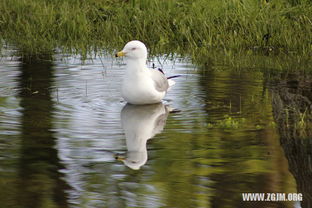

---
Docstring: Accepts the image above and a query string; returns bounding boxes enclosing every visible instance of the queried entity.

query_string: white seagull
[115,40,179,105]
[117,103,170,170]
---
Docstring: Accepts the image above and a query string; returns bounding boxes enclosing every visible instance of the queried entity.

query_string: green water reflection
[0,53,309,208]
[0,57,69,208]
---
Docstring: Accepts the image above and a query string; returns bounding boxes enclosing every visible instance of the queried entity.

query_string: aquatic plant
[0,0,311,57]
[206,115,246,129]
[272,74,312,139]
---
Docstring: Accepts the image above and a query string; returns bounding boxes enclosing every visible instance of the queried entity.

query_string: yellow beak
[115,155,125,161]
[115,51,125,57]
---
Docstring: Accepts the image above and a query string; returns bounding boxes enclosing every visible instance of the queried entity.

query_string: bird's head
[115,151,147,170]
[115,40,148,60]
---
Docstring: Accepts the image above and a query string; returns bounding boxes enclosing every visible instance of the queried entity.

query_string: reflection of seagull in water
[115,40,180,105]
[116,103,170,170]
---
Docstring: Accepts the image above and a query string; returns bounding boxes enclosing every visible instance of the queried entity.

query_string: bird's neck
[126,58,147,73]
[126,136,148,152]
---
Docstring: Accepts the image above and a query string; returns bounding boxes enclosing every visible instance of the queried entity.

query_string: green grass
[206,115,246,129]
[0,0,312,58]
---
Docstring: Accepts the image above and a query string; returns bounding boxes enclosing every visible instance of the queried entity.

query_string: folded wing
[150,69,169,92]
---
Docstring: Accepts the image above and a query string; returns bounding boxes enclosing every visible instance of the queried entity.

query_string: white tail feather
[167,79,176,91]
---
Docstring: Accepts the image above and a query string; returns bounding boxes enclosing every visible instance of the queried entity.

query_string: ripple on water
[0,51,301,208]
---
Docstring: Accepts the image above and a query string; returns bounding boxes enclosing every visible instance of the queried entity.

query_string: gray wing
[150,69,169,92]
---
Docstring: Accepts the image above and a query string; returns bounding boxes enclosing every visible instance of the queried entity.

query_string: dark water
[0,50,310,208]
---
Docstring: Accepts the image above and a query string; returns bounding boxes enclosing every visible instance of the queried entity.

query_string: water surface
[0,50,308,208]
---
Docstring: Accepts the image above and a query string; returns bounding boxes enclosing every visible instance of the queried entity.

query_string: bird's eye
[131,47,136,51]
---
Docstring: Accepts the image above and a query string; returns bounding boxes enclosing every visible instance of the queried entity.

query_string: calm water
[0,49,309,208]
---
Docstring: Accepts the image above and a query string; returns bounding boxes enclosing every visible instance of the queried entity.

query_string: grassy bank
[0,0,311,57]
